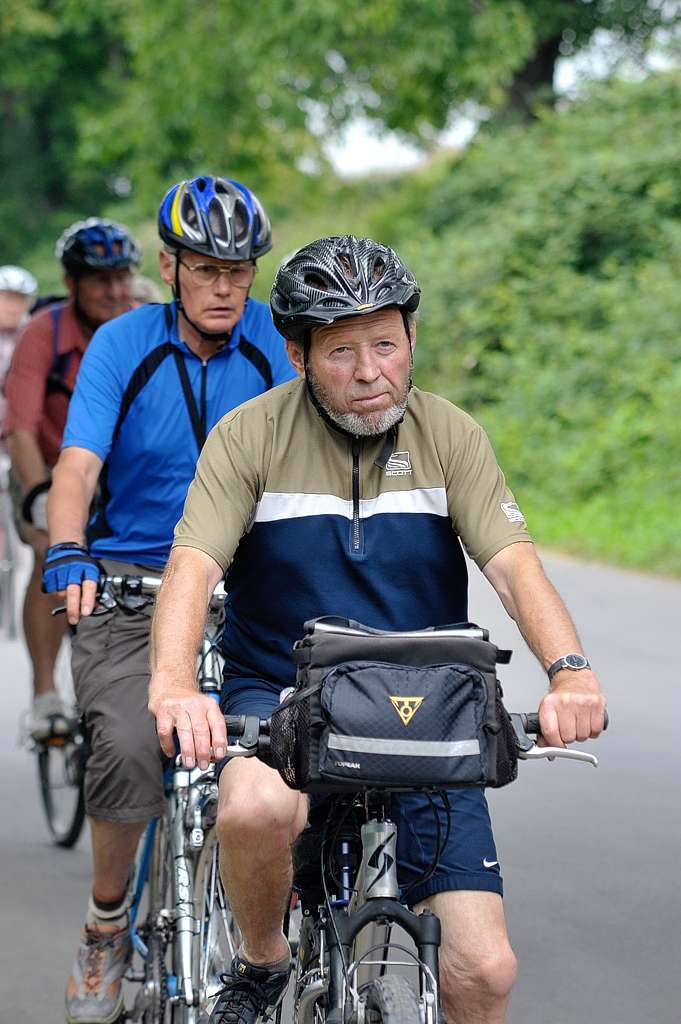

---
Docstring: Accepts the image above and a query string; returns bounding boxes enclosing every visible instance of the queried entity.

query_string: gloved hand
[42,543,101,593]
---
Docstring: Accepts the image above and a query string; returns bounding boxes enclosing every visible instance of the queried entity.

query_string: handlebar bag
[269,617,518,793]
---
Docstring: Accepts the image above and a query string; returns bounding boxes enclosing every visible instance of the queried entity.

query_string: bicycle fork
[327,821,441,1024]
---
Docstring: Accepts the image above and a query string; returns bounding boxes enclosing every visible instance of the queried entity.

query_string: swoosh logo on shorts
[483,858,498,868]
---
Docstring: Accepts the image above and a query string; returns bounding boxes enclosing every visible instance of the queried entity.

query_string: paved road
[0,551,679,1023]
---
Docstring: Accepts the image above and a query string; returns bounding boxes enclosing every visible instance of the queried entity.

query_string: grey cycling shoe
[65,922,131,1023]
[208,953,290,1024]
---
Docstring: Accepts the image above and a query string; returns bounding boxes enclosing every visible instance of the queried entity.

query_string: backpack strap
[45,303,74,399]
[238,336,273,390]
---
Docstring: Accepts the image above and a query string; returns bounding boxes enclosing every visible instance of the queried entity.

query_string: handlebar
[99,573,226,612]
[53,573,227,616]
[217,709,608,768]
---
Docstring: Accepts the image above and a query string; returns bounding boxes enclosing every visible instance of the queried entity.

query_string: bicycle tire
[364,975,422,1024]
[37,731,86,847]
[191,827,242,1021]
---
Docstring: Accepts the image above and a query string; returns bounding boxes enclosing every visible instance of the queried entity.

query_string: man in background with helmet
[0,264,38,422]
[2,223,139,738]
[43,175,294,1024]
[149,235,606,1024]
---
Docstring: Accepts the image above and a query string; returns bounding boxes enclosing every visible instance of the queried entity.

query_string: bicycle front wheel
[364,975,422,1024]
[37,730,86,847]
[192,827,241,1019]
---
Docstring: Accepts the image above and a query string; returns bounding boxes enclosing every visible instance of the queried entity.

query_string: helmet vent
[208,200,228,241]
[304,272,331,291]
[196,177,207,192]
[337,253,356,279]
[370,256,386,283]
[233,201,249,246]
[181,195,200,231]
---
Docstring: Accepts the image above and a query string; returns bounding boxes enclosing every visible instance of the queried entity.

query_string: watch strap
[547,654,590,682]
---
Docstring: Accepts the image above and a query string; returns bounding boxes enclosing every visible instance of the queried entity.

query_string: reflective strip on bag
[326,734,480,758]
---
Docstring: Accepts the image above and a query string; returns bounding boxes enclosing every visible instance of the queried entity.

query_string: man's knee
[217,763,305,846]
[441,941,517,1003]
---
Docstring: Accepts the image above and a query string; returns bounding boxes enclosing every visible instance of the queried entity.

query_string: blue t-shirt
[62,300,296,566]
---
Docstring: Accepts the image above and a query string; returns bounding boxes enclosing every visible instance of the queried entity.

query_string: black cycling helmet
[56,218,141,275]
[270,235,420,342]
[158,175,272,261]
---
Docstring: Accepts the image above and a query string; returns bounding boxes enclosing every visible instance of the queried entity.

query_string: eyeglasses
[177,258,256,289]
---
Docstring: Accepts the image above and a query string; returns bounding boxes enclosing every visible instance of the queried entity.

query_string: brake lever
[518,745,599,767]
[510,712,599,767]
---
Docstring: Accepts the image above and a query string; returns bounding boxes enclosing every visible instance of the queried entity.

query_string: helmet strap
[172,256,232,345]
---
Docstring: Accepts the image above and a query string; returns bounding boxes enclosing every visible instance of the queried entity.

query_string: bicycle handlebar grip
[522,709,609,736]
[224,715,246,737]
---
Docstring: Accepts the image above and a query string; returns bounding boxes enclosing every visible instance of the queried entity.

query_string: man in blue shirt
[42,175,295,1024]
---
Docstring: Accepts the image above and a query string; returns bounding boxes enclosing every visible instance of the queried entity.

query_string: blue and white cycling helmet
[158,175,272,261]
[56,218,142,275]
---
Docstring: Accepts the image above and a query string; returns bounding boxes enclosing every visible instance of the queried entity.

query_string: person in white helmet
[0,266,38,425]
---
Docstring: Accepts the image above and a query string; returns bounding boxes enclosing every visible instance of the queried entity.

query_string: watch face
[564,654,588,669]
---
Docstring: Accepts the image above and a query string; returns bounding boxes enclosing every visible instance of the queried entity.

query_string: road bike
[214,686,604,1023]
[103,574,232,1024]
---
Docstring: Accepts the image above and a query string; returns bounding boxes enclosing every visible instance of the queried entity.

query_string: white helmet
[0,265,38,296]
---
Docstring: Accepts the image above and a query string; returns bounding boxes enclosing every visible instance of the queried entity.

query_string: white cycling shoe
[28,691,72,741]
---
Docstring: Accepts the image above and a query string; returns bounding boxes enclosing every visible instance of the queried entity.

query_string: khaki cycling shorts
[70,559,166,822]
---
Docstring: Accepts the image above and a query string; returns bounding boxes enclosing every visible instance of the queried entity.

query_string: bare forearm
[484,543,606,746]
[6,430,48,491]
[48,457,99,545]
[149,548,220,704]
[485,545,583,669]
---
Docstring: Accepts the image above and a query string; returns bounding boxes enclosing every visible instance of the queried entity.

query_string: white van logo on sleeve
[386,451,412,477]
[501,501,525,524]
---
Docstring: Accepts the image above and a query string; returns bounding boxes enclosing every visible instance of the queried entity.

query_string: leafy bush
[378,73,681,573]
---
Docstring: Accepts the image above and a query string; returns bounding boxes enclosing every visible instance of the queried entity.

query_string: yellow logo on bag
[389,696,424,726]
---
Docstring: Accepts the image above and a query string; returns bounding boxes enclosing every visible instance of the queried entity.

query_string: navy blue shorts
[220,676,503,906]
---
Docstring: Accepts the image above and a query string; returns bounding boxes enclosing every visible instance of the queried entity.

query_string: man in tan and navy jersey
[148,236,607,1024]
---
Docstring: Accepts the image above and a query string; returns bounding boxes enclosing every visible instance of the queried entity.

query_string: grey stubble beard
[306,365,410,436]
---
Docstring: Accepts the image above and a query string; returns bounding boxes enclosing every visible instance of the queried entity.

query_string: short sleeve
[446,420,532,569]
[173,410,267,570]
[61,324,126,459]
[2,317,53,435]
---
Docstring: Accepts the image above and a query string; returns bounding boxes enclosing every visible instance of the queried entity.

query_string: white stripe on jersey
[254,487,448,523]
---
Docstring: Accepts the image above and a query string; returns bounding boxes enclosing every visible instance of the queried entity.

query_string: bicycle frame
[110,573,226,1023]
[292,794,442,1024]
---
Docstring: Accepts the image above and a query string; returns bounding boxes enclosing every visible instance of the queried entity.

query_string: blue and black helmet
[56,218,142,275]
[158,175,272,261]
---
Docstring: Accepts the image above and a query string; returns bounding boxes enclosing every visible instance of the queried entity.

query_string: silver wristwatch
[547,653,590,682]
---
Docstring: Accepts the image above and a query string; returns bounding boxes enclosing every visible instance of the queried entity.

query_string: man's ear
[64,272,76,298]
[285,339,305,377]
[158,249,175,288]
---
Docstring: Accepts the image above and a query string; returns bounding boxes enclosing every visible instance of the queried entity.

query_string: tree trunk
[503,34,563,120]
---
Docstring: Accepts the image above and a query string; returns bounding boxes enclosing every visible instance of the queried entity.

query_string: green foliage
[377,72,681,573]
[3,0,678,263]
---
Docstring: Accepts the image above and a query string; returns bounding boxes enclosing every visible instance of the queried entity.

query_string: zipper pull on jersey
[351,437,361,553]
